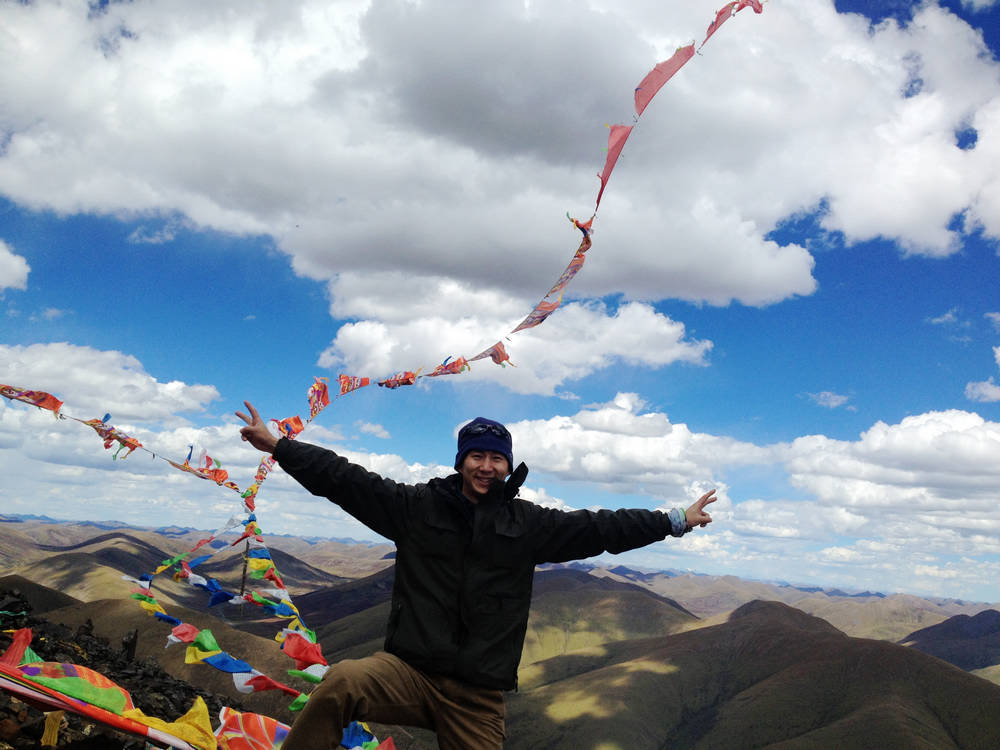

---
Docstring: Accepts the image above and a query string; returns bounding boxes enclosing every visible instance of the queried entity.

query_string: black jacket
[274,437,673,690]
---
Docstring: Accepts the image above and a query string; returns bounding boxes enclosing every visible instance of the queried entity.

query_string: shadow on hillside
[502,600,1000,750]
[507,637,722,750]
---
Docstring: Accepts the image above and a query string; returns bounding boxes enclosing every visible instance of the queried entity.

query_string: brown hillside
[267,538,395,579]
[506,600,1000,750]
[972,663,1000,686]
[523,568,697,666]
[295,565,396,623]
[626,571,818,617]
[614,569,989,641]
[0,574,81,613]
[13,552,161,604]
[31,531,177,575]
[315,600,393,664]
[0,523,42,569]
[793,592,957,641]
[899,609,1000,671]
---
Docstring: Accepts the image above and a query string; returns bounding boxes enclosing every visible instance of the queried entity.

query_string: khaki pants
[283,651,506,750]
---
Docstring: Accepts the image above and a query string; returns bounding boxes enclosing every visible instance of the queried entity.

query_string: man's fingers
[237,401,263,426]
[244,401,262,422]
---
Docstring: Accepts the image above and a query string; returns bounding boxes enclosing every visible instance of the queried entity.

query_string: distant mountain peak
[729,599,845,635]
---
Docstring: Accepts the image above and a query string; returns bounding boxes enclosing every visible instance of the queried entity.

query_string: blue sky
[2,0,1000,602]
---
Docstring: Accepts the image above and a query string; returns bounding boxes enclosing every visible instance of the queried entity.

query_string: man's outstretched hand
[685,489,717,530]
[236,401,279,455]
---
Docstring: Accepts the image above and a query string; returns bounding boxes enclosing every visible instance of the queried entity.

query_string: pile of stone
[0,588,241,749]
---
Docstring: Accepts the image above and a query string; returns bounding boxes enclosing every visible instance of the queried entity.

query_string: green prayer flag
[287,669,323,684]
[193,629,220,652]
[19,646,41,665]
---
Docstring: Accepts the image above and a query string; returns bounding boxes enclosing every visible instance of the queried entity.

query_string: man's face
[459,450,510,502]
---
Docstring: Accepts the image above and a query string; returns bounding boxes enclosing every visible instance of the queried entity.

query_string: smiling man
[454,417,515,501]
[236,403,715,750]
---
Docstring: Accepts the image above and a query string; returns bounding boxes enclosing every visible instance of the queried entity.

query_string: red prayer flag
[378,371,419,389]
[282,633,328,670]
[307,376,330,419]
[511,295,563,334]
[634,44,695,116]
[703,1,761,47]
[469,341,513,367]
[1,384,63,416]
[595,125,633,211]
[274,415,305,438]
[427,357,469,377]
[246,674,301,696]
[170,623,200,643]
[338,374,371,395]
[0,628,32,666]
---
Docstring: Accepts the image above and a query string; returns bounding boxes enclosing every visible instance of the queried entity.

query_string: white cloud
[519,486,574,512]
[780,410,1000,557]
[928,308,960,325]
[319,292,713,396]
[511,393,769,497]
[965,346,1000,402]
[0,343,219,421]
[914,564,961,579]
[961,0,998,11]
[0,239,30,291]
[128,217,188,244]
[357,421,391,439]
[2,0,996,336]
[806,391,849,409]
[819,546,864,563]
[985,311,1000,331]
[32,308,71,322]
[966,377,1000,402]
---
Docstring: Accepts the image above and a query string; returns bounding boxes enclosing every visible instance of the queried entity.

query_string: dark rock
[0,589,241,749]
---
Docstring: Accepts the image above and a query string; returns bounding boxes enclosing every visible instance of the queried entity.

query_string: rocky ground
[0,588,432,750]
[0,587,241,749]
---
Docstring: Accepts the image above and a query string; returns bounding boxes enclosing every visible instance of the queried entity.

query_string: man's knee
[311,658,373,715]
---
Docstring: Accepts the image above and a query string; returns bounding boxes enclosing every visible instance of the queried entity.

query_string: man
[236,402,715,750]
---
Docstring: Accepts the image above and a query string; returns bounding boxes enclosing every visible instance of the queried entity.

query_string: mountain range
[1,517,998,749]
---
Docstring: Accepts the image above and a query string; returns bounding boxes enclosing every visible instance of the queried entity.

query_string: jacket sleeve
[529,505,673,564]
[273,437,410,542]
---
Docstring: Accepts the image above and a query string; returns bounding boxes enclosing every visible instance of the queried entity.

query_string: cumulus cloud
[966,377,1000,402]
[319,286,713,396]
[780,410,1000,552]
[519,486,575,512]
[965,345,1000,402]
[0,239,30,291]
[511,392,770,497]
[2,0,996,334]
[0,343,219,421]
